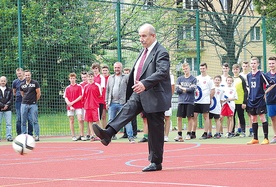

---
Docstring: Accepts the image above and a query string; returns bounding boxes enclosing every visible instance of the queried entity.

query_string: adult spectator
[20,70,41,141]
[105,62,135,143]
[12,68,32,136]
[0,76,13,141]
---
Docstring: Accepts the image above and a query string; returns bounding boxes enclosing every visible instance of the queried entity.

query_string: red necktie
[136,48,148,81]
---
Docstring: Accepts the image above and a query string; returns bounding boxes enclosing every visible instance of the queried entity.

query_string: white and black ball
[12,134,35,155]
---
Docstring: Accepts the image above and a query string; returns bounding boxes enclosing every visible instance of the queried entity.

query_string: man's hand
[132,81,146,94]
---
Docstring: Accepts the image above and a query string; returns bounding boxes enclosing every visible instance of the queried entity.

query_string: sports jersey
[175,75,197,104]
[94,74,105,104]
[222,86,238,113]
[82,82,101,110]
[247,71,270,108]
[210,86,224,115]
[195,75,214,104]
[20,79,40,105]
[265,71,276,105]
[233,75,248,104]
[64,84,83,110]
[79,81,88,90]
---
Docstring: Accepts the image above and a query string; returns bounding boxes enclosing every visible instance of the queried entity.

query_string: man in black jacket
[0,76,13,141]
[93,23,171,172]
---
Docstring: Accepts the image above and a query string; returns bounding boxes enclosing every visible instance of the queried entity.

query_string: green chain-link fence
[0,0,274,137]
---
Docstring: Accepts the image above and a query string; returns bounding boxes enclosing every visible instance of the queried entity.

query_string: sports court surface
[0,135,275,187]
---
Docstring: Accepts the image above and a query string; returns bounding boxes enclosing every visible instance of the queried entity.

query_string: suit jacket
[126,42,171,113]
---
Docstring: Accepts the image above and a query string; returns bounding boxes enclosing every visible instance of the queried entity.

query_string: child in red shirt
[83,71,102,141]
[64,73,84,141]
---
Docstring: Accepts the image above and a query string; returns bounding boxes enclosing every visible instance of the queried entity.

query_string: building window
[177,0,198,9]
[250,26,261,41]
[185,58,198,73]
[220,0,228,10]
[183,25,196,40]
[184,0,198,10]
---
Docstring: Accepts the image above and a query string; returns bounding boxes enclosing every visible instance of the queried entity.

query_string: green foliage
[254,0,276,52]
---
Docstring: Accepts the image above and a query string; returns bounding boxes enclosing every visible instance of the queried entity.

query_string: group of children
[64,63,109,141]
[175,56,276,145]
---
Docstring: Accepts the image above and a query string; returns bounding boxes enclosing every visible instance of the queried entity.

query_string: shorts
[82,108,86,120]
[194,103,210,114]
[248,105,267,116]
[67,108,83,117]
[177,104,194,118]
[267,104,276,117]
[85,108,99,122]
[209,113,220,119]
[165,108,172,116]
[221,103,234,117]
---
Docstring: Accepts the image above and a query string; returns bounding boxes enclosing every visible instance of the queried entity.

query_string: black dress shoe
[138,137,148,143]
[142,163,162,172]
[92,124,111,146]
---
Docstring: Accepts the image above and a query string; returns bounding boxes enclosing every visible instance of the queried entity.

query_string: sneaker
[247,139,259,145]
[86,135,91,140]
[139,137,148,143]
[129,137,135,143]
[239,132,246,138]
[185,134,191,140]
[234,131,241,137]
[213,133,221,139]
[7,137,13,142]
[261,138,269,145]
[190,134,196,139]
[81,136,87,141]
[270,137,276,144]
[164,136,169,142]
[174,135,184,142]
[72,136,77,141]
[35,136,40,142]
[207,133,212,139]
[200,133,207,140]
[225,132,233,138]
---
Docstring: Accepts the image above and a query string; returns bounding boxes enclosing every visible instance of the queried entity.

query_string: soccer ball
[12,134,35,155]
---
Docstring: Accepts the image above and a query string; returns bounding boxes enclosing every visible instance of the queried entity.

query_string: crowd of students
[174,57,276,145]
[63,56,276,145]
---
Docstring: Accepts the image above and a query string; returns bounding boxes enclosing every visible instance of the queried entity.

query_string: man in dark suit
[93,23,171,172]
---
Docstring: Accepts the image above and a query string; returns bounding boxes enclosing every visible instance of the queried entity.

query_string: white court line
[0,176,228,187]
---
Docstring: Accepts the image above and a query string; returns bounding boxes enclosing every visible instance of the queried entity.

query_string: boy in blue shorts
[265,57,276,143]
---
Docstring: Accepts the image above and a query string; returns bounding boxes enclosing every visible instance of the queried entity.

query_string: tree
[0,0,187,112]
[254,0,276,51]
[180,0,262,67]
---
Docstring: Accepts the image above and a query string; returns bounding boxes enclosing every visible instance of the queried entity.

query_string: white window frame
[183,25,196,40]
[183,0,198,10]
[250,26,261,41]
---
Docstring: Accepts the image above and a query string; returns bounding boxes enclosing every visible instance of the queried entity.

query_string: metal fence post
[17,0,23,68]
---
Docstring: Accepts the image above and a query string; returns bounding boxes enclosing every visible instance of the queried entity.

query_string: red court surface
[0,141,275,187]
